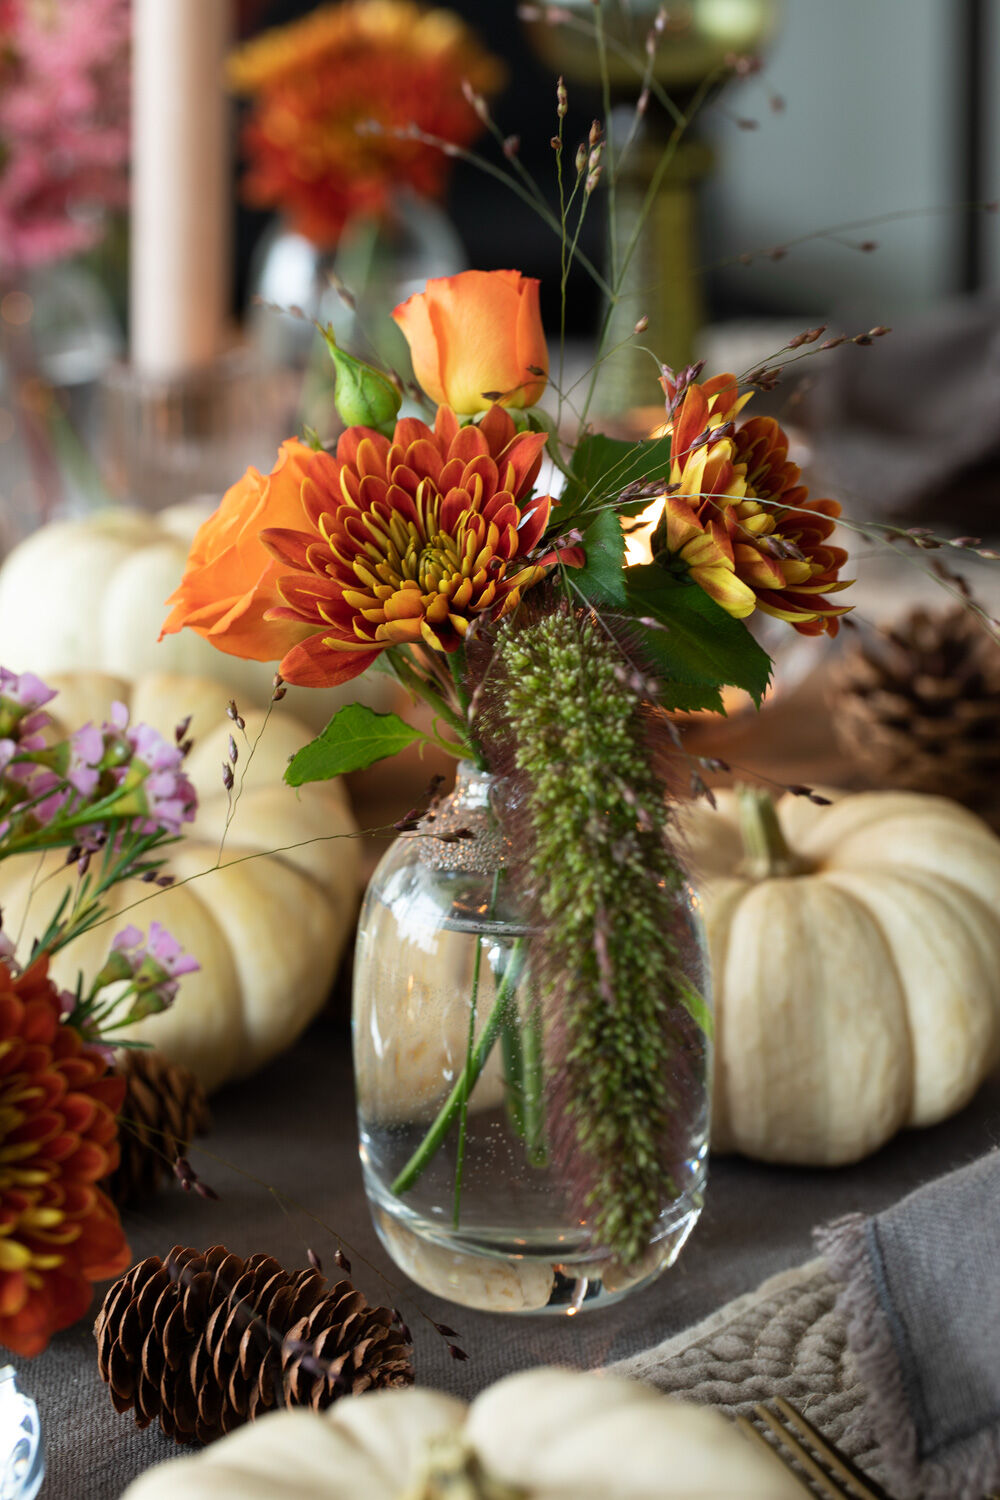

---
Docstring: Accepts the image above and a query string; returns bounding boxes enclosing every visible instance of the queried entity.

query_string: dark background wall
[235,1,998,330]
[234,0,606,334]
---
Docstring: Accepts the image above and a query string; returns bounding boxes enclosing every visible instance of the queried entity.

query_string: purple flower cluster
[111,921,201,1010]
[103,702,198,837]
[0,667,63,831]
[0,669,198,843]
[0,671,203,1046]
[0,666,56,753]
[59,919,200,1054]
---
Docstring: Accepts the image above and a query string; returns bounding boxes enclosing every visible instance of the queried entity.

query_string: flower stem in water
[521,1000,548,1168]
[500,1000,526,1138]
[390,938,528,1199]
[451,884,492,1228]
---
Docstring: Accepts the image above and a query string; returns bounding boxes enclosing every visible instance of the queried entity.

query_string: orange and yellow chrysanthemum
[260,405,560,687]
[0,957,128,1357]
[656,373,852,636]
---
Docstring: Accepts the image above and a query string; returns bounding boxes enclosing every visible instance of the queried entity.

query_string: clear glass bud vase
[247,190,465,438]
[353,763,711,1315]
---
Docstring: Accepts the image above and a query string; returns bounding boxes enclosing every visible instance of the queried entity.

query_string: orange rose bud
[160,439,315,663]
[392,269,548,413]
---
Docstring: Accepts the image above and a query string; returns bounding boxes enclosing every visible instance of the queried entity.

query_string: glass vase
[0,257,123,548]
[353,762,711,1316]
[247,191,465,439]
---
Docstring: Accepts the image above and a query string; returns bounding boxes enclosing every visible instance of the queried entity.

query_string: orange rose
[392,269,548,413]
[160,439,315,662]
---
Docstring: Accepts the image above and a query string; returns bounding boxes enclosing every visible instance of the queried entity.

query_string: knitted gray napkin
[816,1149,1000,1500]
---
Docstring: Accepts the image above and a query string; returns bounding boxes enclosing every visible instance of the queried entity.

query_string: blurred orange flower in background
[393,269,549,413]
[0,957,128,1357]
[658,374,853,636]
[229,0,504,248]
[160,438,315,662]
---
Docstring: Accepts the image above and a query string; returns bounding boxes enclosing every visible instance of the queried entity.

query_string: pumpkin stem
[401,1437,528,1500]
[736,785,812,879]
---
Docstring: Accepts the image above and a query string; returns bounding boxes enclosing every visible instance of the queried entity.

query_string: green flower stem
[391,938,528,1199]
[593,3,617,292]
[520,1001,548,1169]
[447,649,488,772]
[387,653,474,756]
[451,871,498,1228]
[500,1003,526,1139]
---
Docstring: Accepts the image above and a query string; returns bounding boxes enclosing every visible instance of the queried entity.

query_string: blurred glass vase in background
[248,191,465,438]
[0,258,122,549]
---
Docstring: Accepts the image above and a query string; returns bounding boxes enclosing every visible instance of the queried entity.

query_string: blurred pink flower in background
[0,0,131,270]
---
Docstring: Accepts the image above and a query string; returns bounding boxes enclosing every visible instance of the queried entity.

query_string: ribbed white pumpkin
[0,504,395,728]
[0,671,360,1092]
[679,786,1000,1165]
[121,1368,802,1500]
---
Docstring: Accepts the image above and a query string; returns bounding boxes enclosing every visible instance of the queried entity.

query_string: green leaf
[679,981,714,1041]
[574,508,627,608]
[648,675,724,714]
[556,432,673,527]
[285,705,425,785]
[626,567,773,707]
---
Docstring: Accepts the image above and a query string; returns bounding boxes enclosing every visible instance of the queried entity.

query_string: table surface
[32,1013,1000,1500]
[28,646,1000,1499]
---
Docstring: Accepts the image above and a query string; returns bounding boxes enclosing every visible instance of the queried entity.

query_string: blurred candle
[131,0,231,378]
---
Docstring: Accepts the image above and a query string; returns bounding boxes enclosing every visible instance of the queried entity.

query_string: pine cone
[107,1050,210,1206]
[830,603,1000,818]
[94,1245,414,1445]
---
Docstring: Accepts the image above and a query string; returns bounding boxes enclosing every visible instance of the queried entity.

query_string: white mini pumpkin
[679,786,1000,1165]
[0,671,360,1091]
[121,1367,802,1500]
[0,505,395,728]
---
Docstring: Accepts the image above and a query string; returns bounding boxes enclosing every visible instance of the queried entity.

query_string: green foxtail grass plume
[491,609,707,1267]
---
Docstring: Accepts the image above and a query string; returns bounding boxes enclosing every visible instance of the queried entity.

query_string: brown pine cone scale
[94,1244,413,1445]
[108,1050,210,1206]
[830,603,1000,819]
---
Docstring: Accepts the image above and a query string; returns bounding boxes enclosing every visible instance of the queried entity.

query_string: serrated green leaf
[556,432,673,527]
[626,566,773,706]
[648,672,724,714]
[285,705,425,785]
[574,508,627,608]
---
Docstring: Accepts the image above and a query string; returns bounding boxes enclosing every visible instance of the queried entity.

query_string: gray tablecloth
[28,1013,1000,1500]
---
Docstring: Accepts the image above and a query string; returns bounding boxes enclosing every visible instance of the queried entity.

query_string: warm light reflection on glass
[568,1278,589,1315]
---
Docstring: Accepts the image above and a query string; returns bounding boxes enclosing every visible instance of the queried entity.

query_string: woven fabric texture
[818,1150,1000,1500]
[610,1260,887,1483]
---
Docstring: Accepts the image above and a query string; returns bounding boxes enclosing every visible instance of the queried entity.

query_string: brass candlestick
[524,0,779,415]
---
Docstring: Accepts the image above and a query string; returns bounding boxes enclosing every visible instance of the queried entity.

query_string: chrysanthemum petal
[659,375,852,633]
